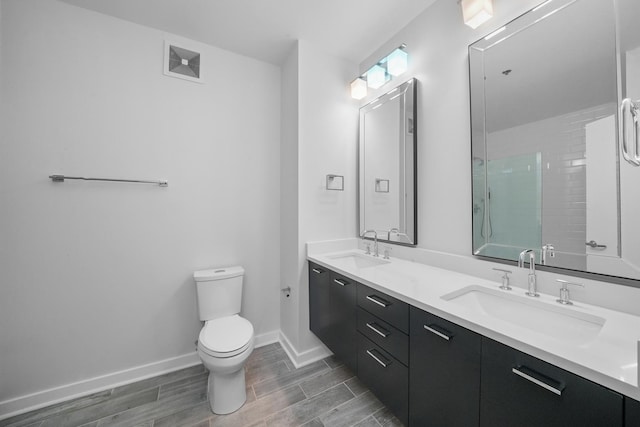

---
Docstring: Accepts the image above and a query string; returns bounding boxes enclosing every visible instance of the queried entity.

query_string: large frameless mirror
[359,78,417,246]
[470,0,640,284]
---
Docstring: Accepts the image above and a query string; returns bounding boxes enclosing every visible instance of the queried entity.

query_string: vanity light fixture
[350,44,408,99]
[461,0,493,29]
[366,65,388,89]
[386,48,408,76]
[350,77,367,100]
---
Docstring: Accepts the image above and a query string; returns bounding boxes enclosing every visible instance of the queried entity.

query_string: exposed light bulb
[461,0,493,29]
[366,65,387,89]
[350,77,367,100]
[386,49,408,77]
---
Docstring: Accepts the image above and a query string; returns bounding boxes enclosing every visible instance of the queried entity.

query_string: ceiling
[59,0,438,65]
[479,0,617,132]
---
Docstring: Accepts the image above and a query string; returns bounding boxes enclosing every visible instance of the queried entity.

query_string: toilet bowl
[197,314,255,414]
[193,266,255,415]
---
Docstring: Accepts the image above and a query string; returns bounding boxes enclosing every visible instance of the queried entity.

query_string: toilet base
[207,366,247,414]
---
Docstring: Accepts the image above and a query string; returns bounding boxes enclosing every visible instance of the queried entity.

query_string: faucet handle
[556,279,584,305]
[364,242,371,255]
[493,268,512,290]
[383,247,392,260]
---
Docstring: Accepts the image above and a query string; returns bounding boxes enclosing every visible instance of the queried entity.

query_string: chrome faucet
[518,249,539,297]
[361,230,379,257]
[387,228,399,241]
[541,244,555,265]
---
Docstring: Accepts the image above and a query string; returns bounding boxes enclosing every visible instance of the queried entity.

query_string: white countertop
[307,245,640,400]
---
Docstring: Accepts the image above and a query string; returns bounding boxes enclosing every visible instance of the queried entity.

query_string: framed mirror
[470,0,640,284]
[359,78,417,246]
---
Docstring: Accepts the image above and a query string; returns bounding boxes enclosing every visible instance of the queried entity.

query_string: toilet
[194,266,255,415]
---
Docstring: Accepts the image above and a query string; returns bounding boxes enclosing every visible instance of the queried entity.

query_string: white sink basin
[441,285,606,344]
[327,252,390,269]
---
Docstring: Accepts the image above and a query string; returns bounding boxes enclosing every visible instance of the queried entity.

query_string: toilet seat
[198,314,254,358]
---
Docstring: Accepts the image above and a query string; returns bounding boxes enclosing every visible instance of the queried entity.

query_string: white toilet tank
[194,266,244,321]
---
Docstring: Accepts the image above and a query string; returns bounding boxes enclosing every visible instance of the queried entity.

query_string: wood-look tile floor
[0,343,404,427]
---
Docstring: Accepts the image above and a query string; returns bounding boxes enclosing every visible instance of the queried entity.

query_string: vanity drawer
[357,307,408,366]
[357,333,408,426]
[357,284,409,334]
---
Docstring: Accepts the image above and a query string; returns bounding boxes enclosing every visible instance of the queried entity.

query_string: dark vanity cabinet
[308,262,357,372]
[309,263,331,344]
[480,338,623,427]
[409,307,481,427]
[356,284,409,425]
[308,262,634,427]
[626,397,640,426]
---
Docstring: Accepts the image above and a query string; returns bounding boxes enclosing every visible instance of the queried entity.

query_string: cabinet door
[626,397,640,426]
[329,271,357,372]
[409,307,481,427]
[308,262,332,345]
[481,338,623,427]
[357,333,408,426]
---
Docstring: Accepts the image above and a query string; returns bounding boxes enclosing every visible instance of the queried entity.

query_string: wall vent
[164,40,203,83]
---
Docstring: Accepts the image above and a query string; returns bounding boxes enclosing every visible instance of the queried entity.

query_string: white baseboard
[278,331,332,369]
[254,330,280,348]
[0,330,280,421]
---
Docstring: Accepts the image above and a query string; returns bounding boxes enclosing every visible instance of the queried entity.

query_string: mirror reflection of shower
[472,156,493,240]
[473,153,542,260]
[480,187,492,239]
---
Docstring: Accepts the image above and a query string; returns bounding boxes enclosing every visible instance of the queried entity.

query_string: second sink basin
[441,285,606,345]
[327,252,390,269]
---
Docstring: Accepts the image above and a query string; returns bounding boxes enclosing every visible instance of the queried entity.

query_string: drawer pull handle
[366,295,391,307]
[512,366,564,396]
[333,279,348,286]
[366,322,390,338]
[312,268,323,274]
[366,349,392,368]
[423,324,453,341]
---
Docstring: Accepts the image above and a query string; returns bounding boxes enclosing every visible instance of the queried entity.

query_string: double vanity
[307,243,640,426]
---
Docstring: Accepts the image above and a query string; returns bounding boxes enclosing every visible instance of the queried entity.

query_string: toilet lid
[199,315,254,357]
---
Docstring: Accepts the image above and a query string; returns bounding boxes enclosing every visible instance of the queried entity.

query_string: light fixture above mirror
[350,44,408,99]
[461,0,493,29]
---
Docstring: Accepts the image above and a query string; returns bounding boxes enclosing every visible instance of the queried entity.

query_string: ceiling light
[461,0,493,29]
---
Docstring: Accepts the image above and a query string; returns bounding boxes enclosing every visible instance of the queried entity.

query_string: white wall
[279,43,300,354]
[279,40,358,360]
[297,40,359,352]
[0,0,281,411]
